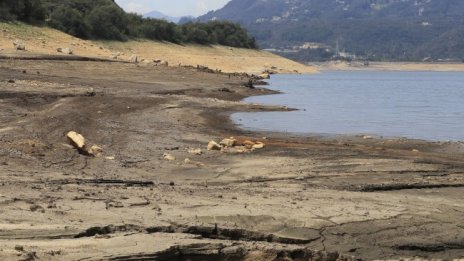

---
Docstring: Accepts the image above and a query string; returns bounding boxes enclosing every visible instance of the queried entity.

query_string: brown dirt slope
[0,22,316,74]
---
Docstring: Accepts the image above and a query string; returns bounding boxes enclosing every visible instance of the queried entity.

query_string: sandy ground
[0,22,315,74]
[310,61,464,72]
[0,58,463,261]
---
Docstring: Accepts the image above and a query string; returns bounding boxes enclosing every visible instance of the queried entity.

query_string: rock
[363,135,373,140]
[14,245,24,251]
[259,73,270,79]
[184,158,205,167]
[220,137,237,147]
[105,156,115,160]
[57,47,73,54]
[243,140,255,150]
[207,141,221,151]
[129,54,139,63]
[88,145,103,157]
[163,153,176,161]
[30,204,44,212]
[13,41,26,51]
[110,52,121,59]
[252,142,265,149]
[412,149,420,153]
[66,131,86,150]
[188,148,202,155]
[221,246,247,255]
[66,131,102,157]
[19,251,38,261]
[159,61,169,66]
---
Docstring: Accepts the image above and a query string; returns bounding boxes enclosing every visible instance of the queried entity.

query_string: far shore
[309,61,464,72]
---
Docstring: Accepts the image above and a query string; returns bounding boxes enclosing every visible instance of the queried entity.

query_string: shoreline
[310,61,464,72]
[1,59,464,260]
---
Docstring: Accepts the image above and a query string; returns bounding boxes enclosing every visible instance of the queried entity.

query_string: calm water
[231,71,464,141]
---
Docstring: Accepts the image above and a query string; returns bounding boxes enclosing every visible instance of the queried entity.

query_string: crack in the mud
[349,183,464,192]
[74,224,319,244]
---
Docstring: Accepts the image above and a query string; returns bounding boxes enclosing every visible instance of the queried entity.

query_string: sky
[115,0,230,17]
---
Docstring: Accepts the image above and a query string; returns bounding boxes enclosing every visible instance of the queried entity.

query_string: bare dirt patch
[0,60,463,260]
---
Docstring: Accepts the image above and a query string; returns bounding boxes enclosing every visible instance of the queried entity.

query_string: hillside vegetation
[0,0,257,48]
[198,0,464,61]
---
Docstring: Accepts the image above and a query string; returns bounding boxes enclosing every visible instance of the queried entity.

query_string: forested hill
[198,0,464,61]
[0,0,257,48]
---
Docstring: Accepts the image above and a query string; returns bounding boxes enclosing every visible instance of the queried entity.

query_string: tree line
[0,0,257,49]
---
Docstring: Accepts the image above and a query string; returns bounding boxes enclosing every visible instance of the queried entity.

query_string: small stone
[163,153,176,161]
[30,204,43,212]
[188,148,202,155]
[14,245,24,251]
[88,145,103,157]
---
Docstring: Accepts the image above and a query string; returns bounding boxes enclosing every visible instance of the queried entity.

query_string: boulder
[57,47,73,55]
[66,131,86,150]
[220,138,237,147]
[13,41,25,51]
[66,131,103,157]
[243,140,255,150]
[62,48,73,55]
[110,52,121,59]
[207,141,221,151]
[252,142,265,149]
[259,73,270,79]
[129,55,139,63]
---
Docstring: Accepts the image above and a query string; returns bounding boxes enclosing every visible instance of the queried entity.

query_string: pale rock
[129,54,139,63]
[252,142,265,149]
[243,140,255,150]
[163,153,176,161]
[88,145,103,157]
[220,137,237,147]
[207,141,221,151]
[57,47,73,54]
[66,131,86,149]
[188,148,202,155]
[13,41,25,51]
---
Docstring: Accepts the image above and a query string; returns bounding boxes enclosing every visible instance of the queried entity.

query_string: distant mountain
[144,10,187,23]
[198,0,464,61]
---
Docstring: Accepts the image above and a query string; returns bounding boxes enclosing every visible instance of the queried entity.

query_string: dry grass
[0,22,316,74]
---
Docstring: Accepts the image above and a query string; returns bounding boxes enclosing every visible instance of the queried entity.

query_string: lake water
[231,71,464,141]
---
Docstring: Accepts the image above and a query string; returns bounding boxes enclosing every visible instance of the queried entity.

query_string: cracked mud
[0,59,463,260]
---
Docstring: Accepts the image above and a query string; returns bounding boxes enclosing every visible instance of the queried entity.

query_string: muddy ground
[0,59,463,261]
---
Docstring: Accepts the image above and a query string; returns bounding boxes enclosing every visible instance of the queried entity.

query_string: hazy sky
[115,0,230,17]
